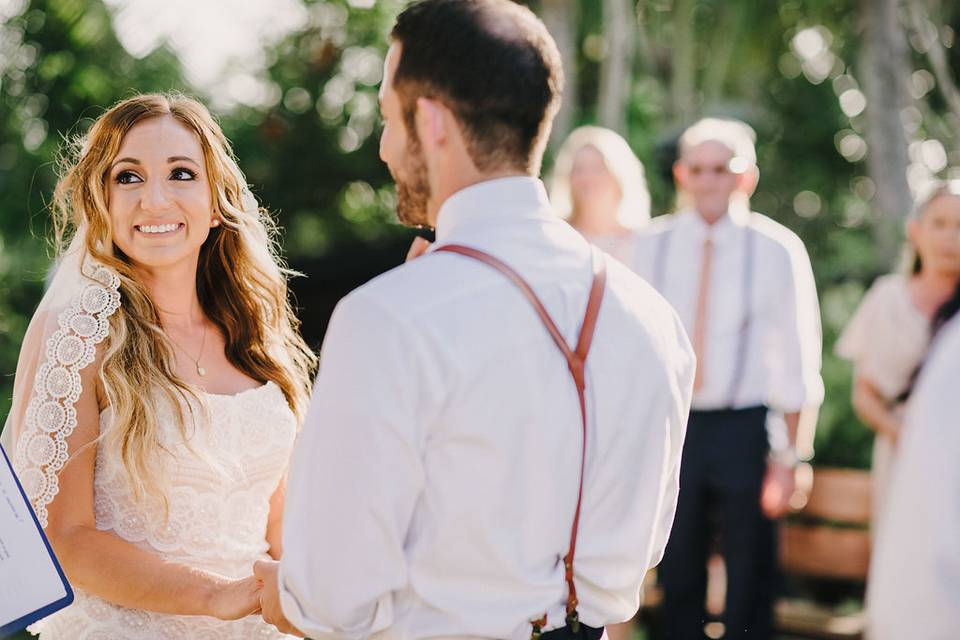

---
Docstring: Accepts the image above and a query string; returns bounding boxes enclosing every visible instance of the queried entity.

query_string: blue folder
[0,443,74,638]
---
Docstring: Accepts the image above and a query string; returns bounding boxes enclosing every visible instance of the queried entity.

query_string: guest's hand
[406,236,432,262]
[208,575,262,621]
[254,559,305,637]
[761,461,797,519]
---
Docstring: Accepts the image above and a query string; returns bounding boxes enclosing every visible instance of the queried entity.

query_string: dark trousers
[657,406,778,640]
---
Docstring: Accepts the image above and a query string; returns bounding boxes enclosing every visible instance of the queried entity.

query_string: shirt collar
[677,205,751,242]
[433,177,553,244]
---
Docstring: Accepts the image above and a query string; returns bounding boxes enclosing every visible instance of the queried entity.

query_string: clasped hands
[209,560,303,636]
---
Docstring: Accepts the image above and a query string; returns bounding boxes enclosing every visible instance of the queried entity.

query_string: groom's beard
[392,139,431,228]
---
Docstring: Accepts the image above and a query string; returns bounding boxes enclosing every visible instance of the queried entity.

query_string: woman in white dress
[836,180,960,526]
[549,125,650,265]
[0,93,316,638]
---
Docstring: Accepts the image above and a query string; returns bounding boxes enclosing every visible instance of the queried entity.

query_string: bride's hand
[208,575,262,621]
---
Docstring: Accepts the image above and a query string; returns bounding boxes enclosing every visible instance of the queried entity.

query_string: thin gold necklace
[168,322,208,377]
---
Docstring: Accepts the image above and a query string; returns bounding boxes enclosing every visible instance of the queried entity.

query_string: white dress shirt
[866,316,960,639]
[632,208,823,413]
[279,177,695,640]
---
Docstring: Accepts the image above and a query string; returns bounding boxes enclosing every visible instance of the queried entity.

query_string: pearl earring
[211,219,220,227]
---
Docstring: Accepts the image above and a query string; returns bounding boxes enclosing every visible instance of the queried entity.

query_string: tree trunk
[907,0,960,147]
[670,0,697,126]
[703,2,747,105]
[598,0,635,134]
[860,0,913,268]
[541,0,579,147]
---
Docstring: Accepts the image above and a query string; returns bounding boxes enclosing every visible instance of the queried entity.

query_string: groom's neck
[427,167,532,228]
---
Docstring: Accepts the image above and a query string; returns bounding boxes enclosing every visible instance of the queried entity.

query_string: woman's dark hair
[390,0,563,174]
[932,279,960,338]
[900,275,960,402]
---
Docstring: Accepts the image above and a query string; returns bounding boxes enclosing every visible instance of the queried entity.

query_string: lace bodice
[32,381,298,639]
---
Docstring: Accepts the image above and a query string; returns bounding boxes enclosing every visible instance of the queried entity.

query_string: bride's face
[107,115,216,270]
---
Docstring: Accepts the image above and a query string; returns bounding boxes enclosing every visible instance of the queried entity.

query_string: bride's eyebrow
[167,155,200,166]
[110,157,140,170]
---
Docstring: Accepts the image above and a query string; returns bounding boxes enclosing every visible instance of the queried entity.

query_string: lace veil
[0,233,120,528]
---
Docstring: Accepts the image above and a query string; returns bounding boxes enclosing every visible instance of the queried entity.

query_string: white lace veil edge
[0,234,121,528]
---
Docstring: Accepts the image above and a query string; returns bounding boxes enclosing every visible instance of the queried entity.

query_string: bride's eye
[115,170,142,185]
[170,167,196,181]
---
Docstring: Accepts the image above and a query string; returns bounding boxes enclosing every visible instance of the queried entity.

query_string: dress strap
[433,244,606,636]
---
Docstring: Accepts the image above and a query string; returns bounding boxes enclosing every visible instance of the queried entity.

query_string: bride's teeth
[139,223,179,234]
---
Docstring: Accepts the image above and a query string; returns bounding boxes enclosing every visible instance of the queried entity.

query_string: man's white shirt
[867,316,960,639]
[632,208,823,413]
[279,177,695,639]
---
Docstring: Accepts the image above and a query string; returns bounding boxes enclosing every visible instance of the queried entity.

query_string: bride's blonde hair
[52,92,317,500]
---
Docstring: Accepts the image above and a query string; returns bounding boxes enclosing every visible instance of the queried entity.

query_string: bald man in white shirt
[867,314,960,639]
[253,2,695,639]
[633,119,824,640]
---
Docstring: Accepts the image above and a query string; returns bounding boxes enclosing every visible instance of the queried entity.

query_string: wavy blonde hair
[52,92,317,501]
[549,125,651,230]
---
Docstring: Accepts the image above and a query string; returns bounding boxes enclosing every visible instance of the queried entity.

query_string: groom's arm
[273,291,435,639]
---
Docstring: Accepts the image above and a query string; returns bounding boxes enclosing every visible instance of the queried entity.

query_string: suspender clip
[530,613,548,640]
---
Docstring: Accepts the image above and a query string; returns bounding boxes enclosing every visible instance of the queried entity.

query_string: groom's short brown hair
[390,0,563,175]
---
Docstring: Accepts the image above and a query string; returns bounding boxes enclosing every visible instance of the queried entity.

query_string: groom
[255,1,694,638]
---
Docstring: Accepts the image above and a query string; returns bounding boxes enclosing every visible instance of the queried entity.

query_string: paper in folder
[0,443,73,637]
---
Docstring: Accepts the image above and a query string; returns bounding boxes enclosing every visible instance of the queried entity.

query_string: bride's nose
[140,178,175,212]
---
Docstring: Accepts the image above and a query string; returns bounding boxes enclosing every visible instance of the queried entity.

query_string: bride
[0,93,316,638]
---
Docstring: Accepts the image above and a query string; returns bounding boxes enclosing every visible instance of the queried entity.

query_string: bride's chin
[125,248,201,273]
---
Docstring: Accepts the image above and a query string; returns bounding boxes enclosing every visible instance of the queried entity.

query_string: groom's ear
[415,97,449,151]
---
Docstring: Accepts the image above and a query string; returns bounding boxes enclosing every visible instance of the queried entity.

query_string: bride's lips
[134,222,185,236]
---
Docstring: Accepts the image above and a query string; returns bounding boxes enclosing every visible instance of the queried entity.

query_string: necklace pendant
[197,365,206,377]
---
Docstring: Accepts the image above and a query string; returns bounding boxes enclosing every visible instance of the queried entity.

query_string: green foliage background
[3,0,959,471]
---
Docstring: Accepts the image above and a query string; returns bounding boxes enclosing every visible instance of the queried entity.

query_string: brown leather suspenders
[433,244,607,638]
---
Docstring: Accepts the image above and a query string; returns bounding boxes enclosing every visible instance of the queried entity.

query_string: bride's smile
[107,115,217,270]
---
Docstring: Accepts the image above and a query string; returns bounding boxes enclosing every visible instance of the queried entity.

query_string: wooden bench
[775,466,871,639]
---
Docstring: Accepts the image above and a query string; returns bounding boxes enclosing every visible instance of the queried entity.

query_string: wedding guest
[836,179,960,527]
[866,286,960,638]
[633,117,824,640]
[549,125,651,264]
[1,93,316,639]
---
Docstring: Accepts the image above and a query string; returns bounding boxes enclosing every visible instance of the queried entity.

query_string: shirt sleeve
[766,236,824,413]
[278,291,431,640]
[835,278,910,400]
[834,281,881,364]
[647,307,696,568]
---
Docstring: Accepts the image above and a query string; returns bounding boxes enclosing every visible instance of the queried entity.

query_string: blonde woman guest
[836,179,960,526]
[549,125,651,264]
[0,93,316,639]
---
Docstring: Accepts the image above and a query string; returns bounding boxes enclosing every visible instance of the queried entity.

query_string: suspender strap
[434,244,607,633]
[725,226,755,405]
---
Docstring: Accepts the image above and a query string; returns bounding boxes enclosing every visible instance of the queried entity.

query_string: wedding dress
[32,382,298,639]
[2,244,298,639]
